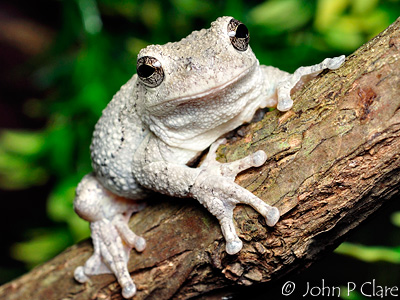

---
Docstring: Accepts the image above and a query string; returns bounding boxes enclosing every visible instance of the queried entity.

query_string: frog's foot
[191,139,279,255]
[74,216,145,298]
[276,55,346,112]
[73,174,146,299]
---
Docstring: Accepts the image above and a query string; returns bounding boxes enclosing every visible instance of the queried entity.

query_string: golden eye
[227,18,250,52]
[136,56,164,87]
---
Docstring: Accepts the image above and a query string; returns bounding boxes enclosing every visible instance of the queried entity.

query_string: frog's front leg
[73,174,146,298]
[137,139,279,256]
[264,55,345,112]
[191,139,279,254]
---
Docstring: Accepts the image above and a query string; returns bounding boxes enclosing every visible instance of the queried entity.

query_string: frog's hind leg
[73,174,146,299]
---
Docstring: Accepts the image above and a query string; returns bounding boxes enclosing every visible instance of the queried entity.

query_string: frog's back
[90,75,148,198]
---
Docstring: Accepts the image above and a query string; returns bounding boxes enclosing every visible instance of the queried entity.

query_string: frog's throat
[148,60,259,108]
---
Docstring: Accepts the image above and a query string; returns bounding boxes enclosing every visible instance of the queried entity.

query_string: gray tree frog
[73,16,345,298]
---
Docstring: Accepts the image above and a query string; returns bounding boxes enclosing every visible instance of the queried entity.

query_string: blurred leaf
[126,37,150,56]
[47,175,90,241]
[0,152,47,189]
[249,0,313,34]
[315,0,349,31]
[351,0,379,15]
[322,16,365,51]
[0,131,48,189]
[46,116,75,176]
[139,0,162,29]
[47,178,78,222]
[0,131,45,156]
[315,0,394,51]
[172,0,213,16]
[77,0,103,34]
[99,0,139,19]
[391,211,400,227]
[69,214,91,242]
[335,242,400,263]
[360,9,391,37]
[11,228,72,268]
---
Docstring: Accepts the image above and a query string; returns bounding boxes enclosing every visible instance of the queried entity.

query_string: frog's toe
[122,282,137,299]
[252,150,268,167]
[218,213,243,255]
[265,206,280,227]
[113,215,147,252]
[327,55,345,70]
[217,150,267,180]
[134,236,146,252]
[277,98,293,112]
[74,266,89,283]
[226,240,243,255]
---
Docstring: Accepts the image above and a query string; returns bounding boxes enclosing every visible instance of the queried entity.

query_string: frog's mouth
[143,60,262,152]
[149,61,259,110]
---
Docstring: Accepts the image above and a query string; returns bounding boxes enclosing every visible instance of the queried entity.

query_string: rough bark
[1,17,400,300]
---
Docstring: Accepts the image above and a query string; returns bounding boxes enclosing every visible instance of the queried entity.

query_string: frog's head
[135,16,258,112]
[134,17,263,150]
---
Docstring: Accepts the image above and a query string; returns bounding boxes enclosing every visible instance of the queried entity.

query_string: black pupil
[236,24,248,39]
[137,64,155,78]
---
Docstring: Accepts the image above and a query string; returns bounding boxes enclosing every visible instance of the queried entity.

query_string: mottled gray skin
[73,16,345,298]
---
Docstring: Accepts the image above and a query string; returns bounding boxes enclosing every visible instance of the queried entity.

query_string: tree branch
[2,17,400,300]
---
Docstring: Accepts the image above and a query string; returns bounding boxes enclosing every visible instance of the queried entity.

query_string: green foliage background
[1,0,400,298]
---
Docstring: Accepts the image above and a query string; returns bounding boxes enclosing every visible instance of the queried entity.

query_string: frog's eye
[137,56,164,87]
[227,18,250,51]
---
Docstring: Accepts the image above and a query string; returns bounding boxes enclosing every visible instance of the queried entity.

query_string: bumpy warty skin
[73,16,345,299]
[136,18,267,152]
[90,75,149,199]
[91,16,269,196]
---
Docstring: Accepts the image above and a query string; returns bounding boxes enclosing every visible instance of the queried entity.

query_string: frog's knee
[74,174,106,222]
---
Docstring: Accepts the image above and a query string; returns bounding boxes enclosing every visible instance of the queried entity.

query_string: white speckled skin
[73,16,345,298]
